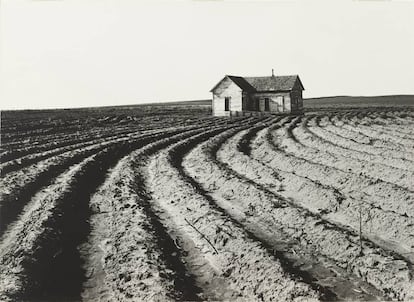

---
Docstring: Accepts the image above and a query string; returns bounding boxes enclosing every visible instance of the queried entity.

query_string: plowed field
[1,105,413,301]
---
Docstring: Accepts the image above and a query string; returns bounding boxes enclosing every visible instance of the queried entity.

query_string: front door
[264,98,270,111]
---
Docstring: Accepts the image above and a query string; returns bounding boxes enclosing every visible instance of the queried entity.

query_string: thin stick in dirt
[184,218,219,254]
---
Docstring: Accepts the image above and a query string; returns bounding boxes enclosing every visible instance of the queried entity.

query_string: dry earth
[0,104,413,301]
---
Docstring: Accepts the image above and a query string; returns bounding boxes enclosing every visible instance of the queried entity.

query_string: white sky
[1,0,413,110]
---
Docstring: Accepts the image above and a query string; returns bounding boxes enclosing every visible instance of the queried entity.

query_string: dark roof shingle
[227,76,256,92]
[210,74,304,93]
[244,75,302,91]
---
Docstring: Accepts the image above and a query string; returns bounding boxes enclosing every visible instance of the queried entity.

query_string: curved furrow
[314,112,405,151]
[0,128,200,237]
[182,124,414,301]
[328,115,414,155]
[355,110,414,127]
[0,153,96,301]
[333,120,414,151]
[81,128,212,302]
[356,110,414,120]
[303,116,414,175]
[237,125,349,214]
[231,127,413,244]
[237,116,285,155]
[255,120,414,231]
[336,110,401,127]
[1,121,134,144]
[0,126,200,301]
[0,129,145,175]
[352,122,414,144]
[0,124,146,163]
[1,115,223,157]
[0,115,219,152]
[0,144,106,237]
[1,126,77,143]
[307,116,414,184]
[146,121,324,301]
[0,122,218,174]
[251,121,414,258]
[377,123,414,137]
[80,116,254,301]
[0,120,108,144]
[286,116,414,192]
[306,121,414,191]
[0,121,147,149]
[342,115,414,148]
[341,112,414,143]
[1,117,131,143]
[323,116,414,159]
[350,113,414,140]
[294,120,413,212]
[0,118,222,168]
[224,126,414,261]
[371,125,414,140]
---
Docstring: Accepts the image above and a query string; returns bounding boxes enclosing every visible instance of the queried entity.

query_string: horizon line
[2,94,414,112]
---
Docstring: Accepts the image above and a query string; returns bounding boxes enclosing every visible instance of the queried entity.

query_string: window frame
[224,97,230,111]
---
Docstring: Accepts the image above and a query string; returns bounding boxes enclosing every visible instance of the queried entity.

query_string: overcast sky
[1,0,413,110]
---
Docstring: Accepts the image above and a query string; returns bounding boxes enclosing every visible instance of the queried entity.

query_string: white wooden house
[210,73,304,116]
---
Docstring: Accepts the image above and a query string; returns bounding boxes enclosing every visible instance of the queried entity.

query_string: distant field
[1,100,212,122]
[304,95,414,110]
[135,95,414,111]
[142,95,414,111]
[164,95,414,111]
[2,96,413,120]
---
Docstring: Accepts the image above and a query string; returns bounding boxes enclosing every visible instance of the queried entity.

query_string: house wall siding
[212,78,243,116]
[242,92,249,111]
[251,92,291,113]
[290,89,303,113]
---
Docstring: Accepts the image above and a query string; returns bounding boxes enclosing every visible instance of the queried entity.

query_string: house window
[264,98,270,111]
[224,97,230,111]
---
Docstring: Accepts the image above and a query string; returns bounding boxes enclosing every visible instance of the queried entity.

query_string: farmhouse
[210,72,304,116]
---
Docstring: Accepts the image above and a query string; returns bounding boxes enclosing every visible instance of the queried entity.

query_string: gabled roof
[209,75,255,93]
[244,75,304,91]
[210,74,304,93]
[227,76,256,93]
